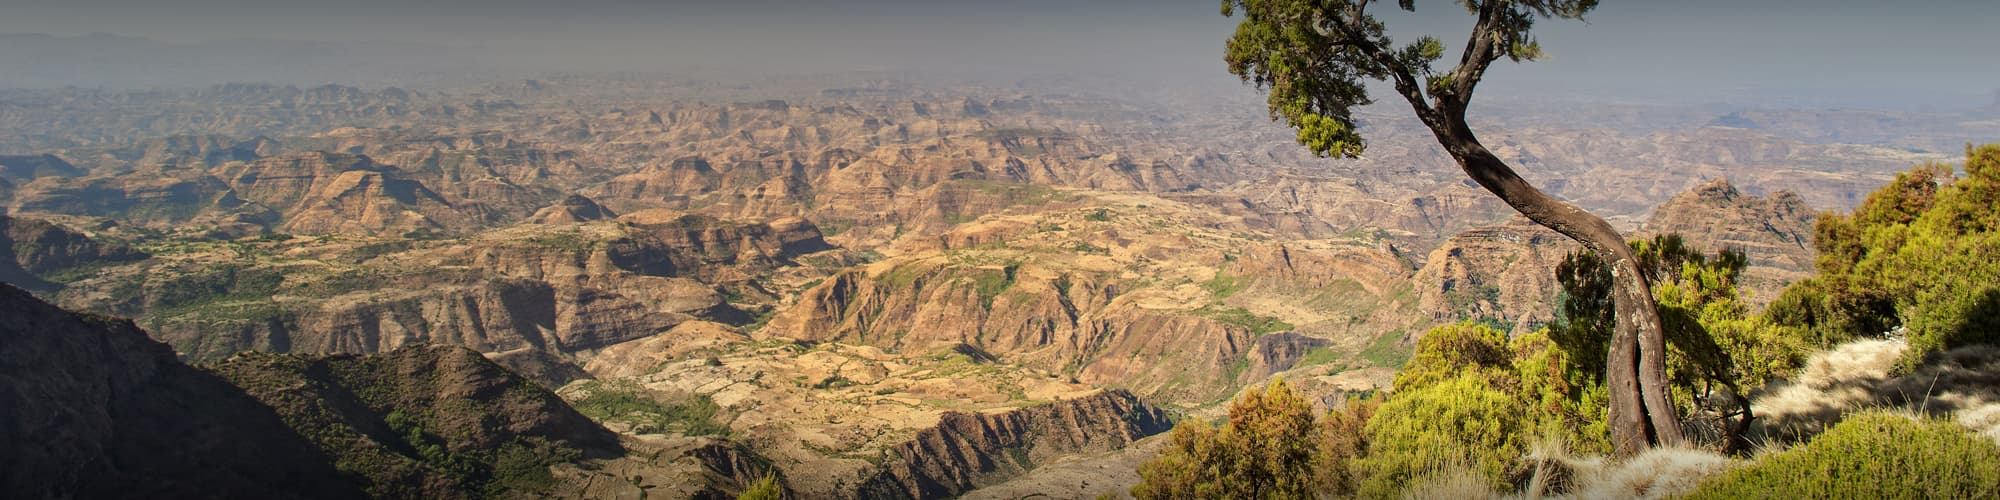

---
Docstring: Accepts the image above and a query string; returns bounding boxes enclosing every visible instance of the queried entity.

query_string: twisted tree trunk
[1425,121,1685,456]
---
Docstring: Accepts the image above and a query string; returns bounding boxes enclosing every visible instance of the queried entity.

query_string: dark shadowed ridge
[0,282,365,499]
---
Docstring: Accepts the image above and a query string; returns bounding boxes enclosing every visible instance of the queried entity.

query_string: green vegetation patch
[570,380,730,437]
[1768,145,2000,370]
[1358,329,1411,369]
[1193,304,1294,335]
[969,264,1020,310]
[1201,270,1249,299]
[1689,412,2000,499]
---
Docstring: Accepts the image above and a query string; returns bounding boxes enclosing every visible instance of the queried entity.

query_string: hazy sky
[3,0,1997,108]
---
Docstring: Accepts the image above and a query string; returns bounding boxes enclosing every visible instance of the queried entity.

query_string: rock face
[1642,177,1818,304]
[51,215,828,367]
[216,152,474,235]
[208,344,623,498]
[0,283,362,499]
[528,194,616,224]
[856,389,1173,499]
[1643,178,1816,272]
[1414,217,1577,334]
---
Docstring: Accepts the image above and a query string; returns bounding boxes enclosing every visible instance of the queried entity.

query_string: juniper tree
[1221,0,1682,454]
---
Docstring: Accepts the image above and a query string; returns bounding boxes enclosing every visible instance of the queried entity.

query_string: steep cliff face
[857,389,1172,499]
[0,283,362,499]
[208,344,623,499]
[1643,178,1816,271]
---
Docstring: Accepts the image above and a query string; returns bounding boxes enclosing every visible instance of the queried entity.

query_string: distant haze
[3,0,1997,110]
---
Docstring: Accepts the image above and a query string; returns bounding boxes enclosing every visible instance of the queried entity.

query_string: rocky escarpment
[1414,217,1577,334]
[8,169,241,228]
[1641,177,1817,304]
[0,283,362,499]
[528,194,617,224]
[208,344,623,498]
[857,389,1172,499]
[51,214,829,370]
[1643,177,1815,272]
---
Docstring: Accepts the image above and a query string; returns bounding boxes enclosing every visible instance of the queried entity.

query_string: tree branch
[1329,14,1442,131]
[1447,0,1504,114]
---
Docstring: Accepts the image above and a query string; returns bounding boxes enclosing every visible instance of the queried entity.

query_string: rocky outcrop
[611,212,832,280]
[0,283,363,499]
[1642,177,1817,304]
[528,194,617,224]
[856,389,1171,499]
[54,215,820,365]
[8,172,239,227]
[216,152,483,235]
[1643,178,1816,272]
[208,344,623,498]
[1414,217,1578,334]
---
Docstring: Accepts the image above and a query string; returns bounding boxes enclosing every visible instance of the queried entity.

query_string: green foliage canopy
[1222,0,1597,157]
[1768,145,2000,369]
[1550,234,1807,450]
[1132,379,1322,499]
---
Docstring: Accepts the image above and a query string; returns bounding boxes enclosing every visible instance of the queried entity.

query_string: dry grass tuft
[1752,339,2000,446]
[1565,446,1733,500]
[1400,466,1501,500]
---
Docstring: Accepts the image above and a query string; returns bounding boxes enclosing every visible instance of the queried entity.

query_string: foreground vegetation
[1133,145,2000,497]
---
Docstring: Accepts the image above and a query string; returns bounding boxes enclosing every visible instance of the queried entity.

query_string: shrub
[1687,412,2000,499]
[738,474,784,500]
[1391,321,1511,392]
[1132,379,1320,499]
[1770,145,2000,370]
[1314,394,1380,496]
[1357,373,1527,497]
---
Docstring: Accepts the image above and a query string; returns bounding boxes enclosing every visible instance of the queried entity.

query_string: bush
[1357,373,1527,497]
[1771,145,2000,370]
[1552,234,1808,450]
[1390,321,1512,392]
[738,474,784,500]
[1313,394,1380,496]
[1132,379,1320,499]
[1687,412,2000,499]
